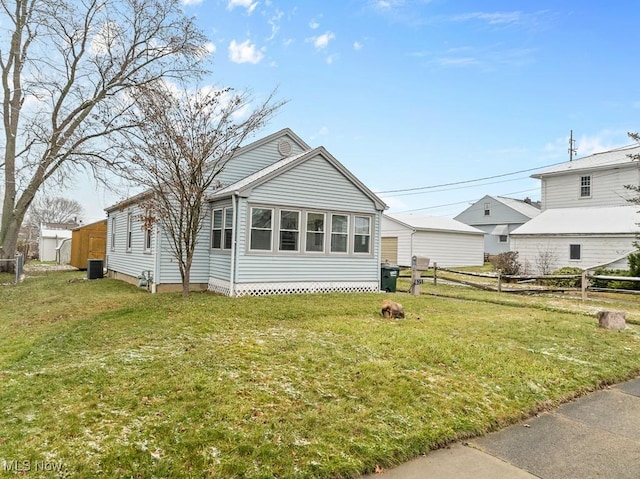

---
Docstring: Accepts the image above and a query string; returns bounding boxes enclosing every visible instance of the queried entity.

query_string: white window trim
[249,206,274,252]
[126,213,133,252]
[144,226,152,253]
[211,208,223,250]
[278,209,301,252]
[110,217,116,251]
[223,207,233,250]
[353,215,372,255]
[330,213,349,254]
[305,211,326,253]
[579,175,592,198]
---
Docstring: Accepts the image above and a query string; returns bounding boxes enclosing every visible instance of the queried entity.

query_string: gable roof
[532,144,640,178]
[385,213,484,235]
[105,128,313,213]
[208,146,388,211]
[510,205,640,235]
[492,196,541,217]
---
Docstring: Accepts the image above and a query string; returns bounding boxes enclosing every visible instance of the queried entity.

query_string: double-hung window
[224,208,233,249]
[211,209,223,249]
[306,212,325,252]
[110,217,116,251]
[126,213,133,252]
[580,175,591,198]
[212,208,234,250]
[250,207,273,251]
[144,227,152,252]
[279,210,300,251]
[330,214,349,253]
[354,216,371,253]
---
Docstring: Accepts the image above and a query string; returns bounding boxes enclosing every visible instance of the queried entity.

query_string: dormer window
[580,175,591,198]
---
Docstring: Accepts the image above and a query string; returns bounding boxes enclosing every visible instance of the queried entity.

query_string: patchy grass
[1,271,640,478]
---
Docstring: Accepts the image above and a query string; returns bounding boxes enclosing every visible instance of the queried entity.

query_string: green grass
[2,272,640,478]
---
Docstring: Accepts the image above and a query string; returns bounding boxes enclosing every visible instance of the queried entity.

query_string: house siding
[510,235,635,273]
[455,197,533,226]
[248,154,377,212]
[157,212,211,284]
[106,207,155,279]
[218,134,307,187]
[541,166,639,210]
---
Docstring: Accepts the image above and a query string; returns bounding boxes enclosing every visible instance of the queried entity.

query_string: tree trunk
[0,216,20,273]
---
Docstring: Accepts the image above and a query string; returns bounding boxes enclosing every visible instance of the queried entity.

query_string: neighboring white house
[510,144,640,273]
[381,213,485,268]
[454,195,540,255]
[39,222,76,261]
[105,129,388,295]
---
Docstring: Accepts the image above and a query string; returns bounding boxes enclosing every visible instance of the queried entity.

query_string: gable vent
[277,139,292,157]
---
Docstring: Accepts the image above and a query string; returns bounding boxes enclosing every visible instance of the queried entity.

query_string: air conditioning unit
[87,259,104,280]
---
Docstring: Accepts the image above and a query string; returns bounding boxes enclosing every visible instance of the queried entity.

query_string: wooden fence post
[433,263,437,285]
[581,270,588,300]
[497,271,502,293]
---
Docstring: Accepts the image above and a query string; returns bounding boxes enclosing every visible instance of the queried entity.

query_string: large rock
[597,311,626,330]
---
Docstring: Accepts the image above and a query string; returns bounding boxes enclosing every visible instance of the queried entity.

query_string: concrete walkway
[363,377,640,478]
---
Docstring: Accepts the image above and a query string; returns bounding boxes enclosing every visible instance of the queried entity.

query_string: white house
[381,213,485,268]
[454,195,540,255]
[105,129,388,295]
[510,144,640,273]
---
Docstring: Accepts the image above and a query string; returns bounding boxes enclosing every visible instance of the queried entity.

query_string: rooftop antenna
[569,130,577,161]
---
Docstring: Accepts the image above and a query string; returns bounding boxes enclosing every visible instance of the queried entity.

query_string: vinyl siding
[411,231,484,267]
[232,197,381,284]
[510,235,636,273]
[248,154,376,212]
[106,207,155,278]
[541,165,639,210]
[209,199,234,281]
[157,213,211,284]
[454,196,534,226]
[217,134,307,187]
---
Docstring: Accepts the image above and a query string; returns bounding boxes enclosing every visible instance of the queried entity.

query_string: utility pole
[569,130,577,161]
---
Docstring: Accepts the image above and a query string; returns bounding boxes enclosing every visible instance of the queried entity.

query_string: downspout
[229,192,239,297]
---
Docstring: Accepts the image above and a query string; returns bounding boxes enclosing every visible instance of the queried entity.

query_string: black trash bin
[380,263,400,292]
[87,259,104,280]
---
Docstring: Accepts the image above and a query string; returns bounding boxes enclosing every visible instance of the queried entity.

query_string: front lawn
[2,271,640,478]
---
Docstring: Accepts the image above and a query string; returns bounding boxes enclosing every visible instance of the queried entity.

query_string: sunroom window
[306,212,325,252]
[354,216,371,253]
[279,210,300,251]
[331,214,349,253]
[250,208,273,251]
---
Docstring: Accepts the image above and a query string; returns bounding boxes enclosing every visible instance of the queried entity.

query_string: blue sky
[79,0,640,221]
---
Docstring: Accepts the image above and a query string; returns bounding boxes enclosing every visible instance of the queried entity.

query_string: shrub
[489,251,521,276]
[543,267,583,288]
[590,268,640,290]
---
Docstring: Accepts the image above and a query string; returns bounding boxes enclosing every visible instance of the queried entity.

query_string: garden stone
[597,311,626,330]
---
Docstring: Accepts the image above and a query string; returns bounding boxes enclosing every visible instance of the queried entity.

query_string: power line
[393,188,539,214]
[380,174,535,198]
[374,160,567,195]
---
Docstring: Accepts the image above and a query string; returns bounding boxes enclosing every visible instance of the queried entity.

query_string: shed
[382,213,485,267]
[70,220,107,269]
[39,223,75,261]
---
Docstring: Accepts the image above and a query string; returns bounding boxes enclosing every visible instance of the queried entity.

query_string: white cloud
[452,11,522,25]
[182,0,203,5]
[227,0,258,14]
[325,54,337,64]
[543,130,632,160]
[309,20,320,29]
[267,10,284,41]
[204,42,216,54]
[228,39,264,64]
[353,41,363,50]
[308,31,335,50]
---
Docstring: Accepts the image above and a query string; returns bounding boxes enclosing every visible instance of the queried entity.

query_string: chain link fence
[0,253,24,284]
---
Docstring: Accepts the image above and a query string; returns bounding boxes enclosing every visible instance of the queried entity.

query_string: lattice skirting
[208,279,379,297]
[208,277,231,296]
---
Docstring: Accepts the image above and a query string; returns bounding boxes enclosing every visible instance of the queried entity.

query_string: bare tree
[535,244,558,275]
[119,81,284,297]
[0,0,208,270]
[28,195,84,226]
